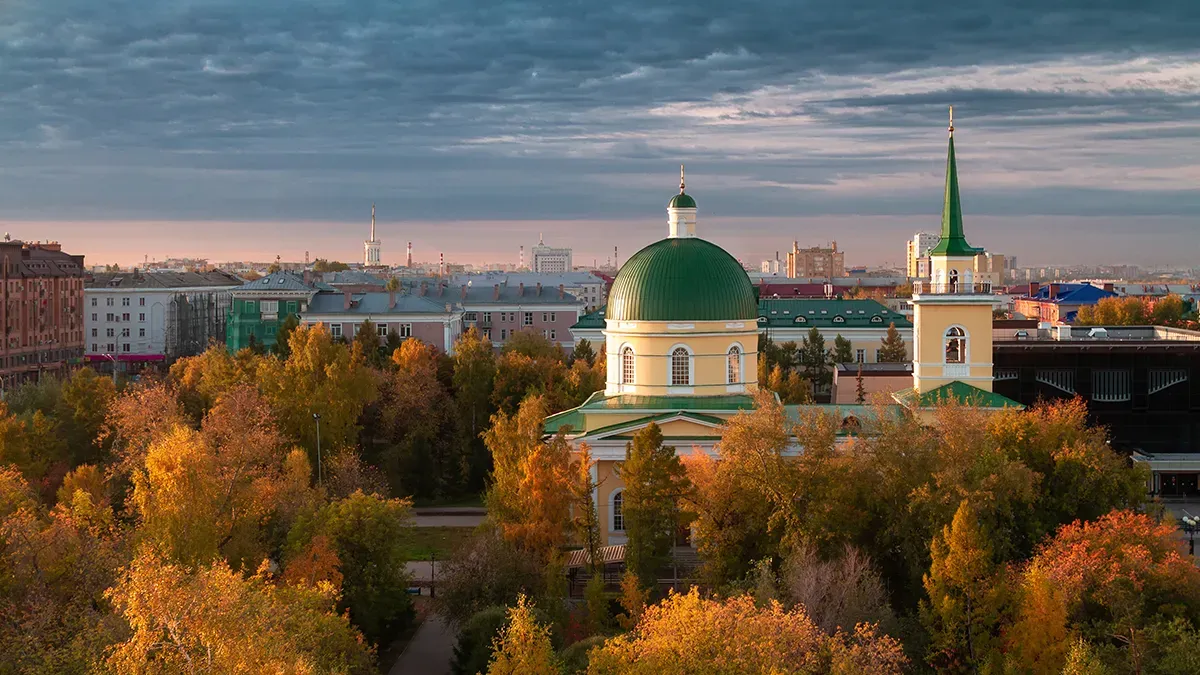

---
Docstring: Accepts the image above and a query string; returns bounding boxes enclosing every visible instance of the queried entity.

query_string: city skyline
[1,1,1198,266]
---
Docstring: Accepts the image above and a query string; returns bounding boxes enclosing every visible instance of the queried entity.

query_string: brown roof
[565,544,625,568]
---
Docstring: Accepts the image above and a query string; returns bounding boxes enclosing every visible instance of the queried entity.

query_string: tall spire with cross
[928,105,980,258]
[679,164,686,193]
[370,203,376,241]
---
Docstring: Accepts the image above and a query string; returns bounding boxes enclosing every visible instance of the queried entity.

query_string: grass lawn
[401,526,477,561]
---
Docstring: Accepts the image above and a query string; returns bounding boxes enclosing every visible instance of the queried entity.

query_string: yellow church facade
[547,114,1021,547]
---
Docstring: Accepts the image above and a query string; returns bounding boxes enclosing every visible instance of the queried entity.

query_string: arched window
[948,269,959,293]
[612,490,624,532]
[945,326,967,364]
[727,345,741,384]
[671,347,691,386]
[621,346,635,384]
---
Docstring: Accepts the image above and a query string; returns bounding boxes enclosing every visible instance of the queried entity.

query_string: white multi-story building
[906,232,940,279]
[531,235,572,273]
[85,271,242,368]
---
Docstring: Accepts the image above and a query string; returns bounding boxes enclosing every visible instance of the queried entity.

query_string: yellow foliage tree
[1005,562,1070,674]
[587,588,907,674]
[105,549,373,674]
[486,594,559,675]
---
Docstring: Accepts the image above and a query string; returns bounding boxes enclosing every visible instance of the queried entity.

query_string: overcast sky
[1,0,1198,268]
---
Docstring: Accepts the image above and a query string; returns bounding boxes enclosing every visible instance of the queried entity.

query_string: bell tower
[911,107,996,394]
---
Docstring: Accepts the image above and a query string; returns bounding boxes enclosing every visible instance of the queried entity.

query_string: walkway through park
[388,615,456,675]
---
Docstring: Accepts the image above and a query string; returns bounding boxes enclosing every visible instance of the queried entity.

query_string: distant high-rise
[906,232,940,279]
[364,204,382,267]
[786,241,845,278]
[406,241,413,268]
[532,234,573,273]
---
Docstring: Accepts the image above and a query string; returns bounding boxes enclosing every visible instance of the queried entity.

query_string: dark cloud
[0,0,1198,264]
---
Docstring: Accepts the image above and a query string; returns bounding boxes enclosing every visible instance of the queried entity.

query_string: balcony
[943,363,970,378]
[913,281,993,295]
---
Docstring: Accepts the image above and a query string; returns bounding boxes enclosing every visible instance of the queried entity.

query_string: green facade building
[225,272,320,351]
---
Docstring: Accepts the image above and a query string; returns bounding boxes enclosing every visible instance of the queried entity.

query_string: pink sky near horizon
[8,214,1189,270]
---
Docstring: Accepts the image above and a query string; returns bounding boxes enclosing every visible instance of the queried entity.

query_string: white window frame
[726,343,742,385]
[523,312,533,326]
[621,345,635,387]
[610,489,625,532]
[261,300,279,314]
[668,344,693,391]
[856,349,866,363]
[330,323,342,338]
[377,323,389,337]
[139,313,145,322]
[944,325,968,364]
[400,323,413,338]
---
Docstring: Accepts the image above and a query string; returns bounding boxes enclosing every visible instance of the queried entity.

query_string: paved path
[389,615,456,675]
[405,560,444,583]
[413,507,486,529]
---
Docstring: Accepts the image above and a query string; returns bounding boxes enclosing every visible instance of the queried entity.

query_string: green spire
[929,106,982,258]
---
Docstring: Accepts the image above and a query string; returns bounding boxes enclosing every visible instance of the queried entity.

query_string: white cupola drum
[667,164,698,238]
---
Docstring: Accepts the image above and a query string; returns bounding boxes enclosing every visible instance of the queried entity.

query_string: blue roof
[1027,283,1119,305]
[233,271,315,292]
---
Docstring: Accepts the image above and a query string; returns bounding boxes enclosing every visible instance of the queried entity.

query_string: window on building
[542,312,548,322]
[1093,370,1132,402]
[122,297,130,306]
[122,343,130,353]
[482,312,492,323]
[121,328,130,337]
[612,491,624,532]
[671,347,691,387]
[122,313,129,322]
[106,298,113,306]
[139,328,145,337]
[106,343,114,352]
[550,312,556,322]
[501,329,508,340]
[261,300,279,314]
[91,344,97,352]
[139,297,145,306]
[286,301,297,314]
[944,326,967,364]
[621,346,635,384]
[727,345,741,384]
[330,324,342,338]
[482,329,491,340]
[377,323,389,337]
[856,349,866,363]
[948,269,959,293]
[91,297,96,306]
[139,313,145,322]
[400,324,412,338]
[106,313,114,322]
[247,301,257,312]
[523,312,533,326]
[549,329,556,340]
[106,328,114,337]
[91,328,97,337]
[91,313,97,322]
[464,312,477,322]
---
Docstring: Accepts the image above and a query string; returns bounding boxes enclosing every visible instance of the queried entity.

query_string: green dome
[608,238,757,322]
[668,192,697,209]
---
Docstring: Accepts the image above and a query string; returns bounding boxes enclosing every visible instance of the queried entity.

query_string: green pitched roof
[608,238,757,322]
[758,298,912,329]
[928,134,984,258]
[572,308,606,330]
[542,392,759,435]
[892,382,1023,410]
[669,192,697,209]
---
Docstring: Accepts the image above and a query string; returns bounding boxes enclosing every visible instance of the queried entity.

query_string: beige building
[786,241,845,278]
[973,252,1007,286]
[906,232,940,279]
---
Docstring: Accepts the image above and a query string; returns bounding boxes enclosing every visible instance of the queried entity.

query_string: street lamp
[312,412,322,485]
[1183,516,1197,556]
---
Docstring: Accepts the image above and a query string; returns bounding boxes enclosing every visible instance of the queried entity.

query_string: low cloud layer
[1,0,1198,265]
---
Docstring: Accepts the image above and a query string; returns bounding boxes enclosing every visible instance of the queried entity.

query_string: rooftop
[87,271,242,289]
[758,298,912,329]
[306,292,454,315]
[995,324,1200,345]
[1021,283,1118,304]
[893,382,1023,410]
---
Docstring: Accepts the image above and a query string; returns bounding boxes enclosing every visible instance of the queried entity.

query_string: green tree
[798,327,832,388]
[921,500,1007,674]
[570,338,596,367]
[833,334,854,364]
[287,490,416,645]
[354,319,384,368]
[878,322,907,362]
[274,313,300,358]
[57,367,117,465]
[454,327,497,437]
[855,363,867,404]
[621,423,690,589]
[502,330,565,361]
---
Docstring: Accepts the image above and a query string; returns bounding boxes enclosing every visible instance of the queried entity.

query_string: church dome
[608,237,757,322]
[668,192,697,209]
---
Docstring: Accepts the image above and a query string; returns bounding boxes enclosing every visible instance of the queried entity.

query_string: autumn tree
[833,334,854,364]
[453,327,497,439]
[100,379,188,480]
[621,423,689,588]
[571,338,596,366]
[257,323,377,457]
[878,322,907,362]
[1004,562,1071,675]
[169,344,260,419]
[780,543,897,636]
[855,363,867,404]
[921,500,1007,674]
[435,529,543,624]
[287,490,416,645]
[486,595,559,675]
[0,405,68,488]
[587,589,907,675]
[572,444,603,577]
[106,549,373,673]
[492,351,572,416]
[682,446,776,585]
[484,396,577,561]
